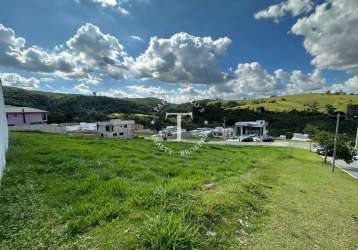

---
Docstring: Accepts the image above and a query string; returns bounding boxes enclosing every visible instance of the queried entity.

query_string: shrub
[139,214,199,250]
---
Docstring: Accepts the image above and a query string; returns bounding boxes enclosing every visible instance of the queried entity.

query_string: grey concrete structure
[97,119,135,139]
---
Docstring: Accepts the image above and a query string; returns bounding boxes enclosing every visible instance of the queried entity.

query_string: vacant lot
[1,132,357,249]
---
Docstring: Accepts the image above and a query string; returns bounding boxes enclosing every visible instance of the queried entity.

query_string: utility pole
[223,117,226,139]
[332,113,340,172]
[355,126,358,149]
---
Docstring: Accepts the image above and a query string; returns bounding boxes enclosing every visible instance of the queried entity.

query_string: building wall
[97,124,134,139]
[7,112,47,126]
[133,124,144,131]
[0,83,9,180]
[234,125,266,138]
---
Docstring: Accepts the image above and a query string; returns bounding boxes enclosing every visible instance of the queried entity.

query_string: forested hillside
[3,87,165,123]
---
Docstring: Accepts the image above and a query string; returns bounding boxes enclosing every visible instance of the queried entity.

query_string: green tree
[315,131,357,164]
[325,104,336,115]
[303,124,318,138]
[309,101,319,112]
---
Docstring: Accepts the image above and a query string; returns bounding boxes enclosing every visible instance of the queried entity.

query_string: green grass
[0,132,357,249]
[217,93,358,112]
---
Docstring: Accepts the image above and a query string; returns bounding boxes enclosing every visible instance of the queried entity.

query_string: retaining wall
[9,124,66,134]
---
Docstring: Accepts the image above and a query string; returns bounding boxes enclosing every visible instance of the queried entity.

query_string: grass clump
[139,214,199,250]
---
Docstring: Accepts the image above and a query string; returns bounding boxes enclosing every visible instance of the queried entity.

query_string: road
[326,158,358,179]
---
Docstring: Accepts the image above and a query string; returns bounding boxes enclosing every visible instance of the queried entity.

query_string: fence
[0,82,9,180]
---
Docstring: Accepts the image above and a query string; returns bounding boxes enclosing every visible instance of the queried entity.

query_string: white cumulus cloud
[130,32,231,84]
[0,23,131,83]
[66,23,130,79]
[74,83,93,95]
[214,62,281,98]
[213,62,325,99]
[255,0,314,22]
[286,69,326,94]
[81,0,150,16]
[127,85,165,97]
[291,0,358,72]
[330,76,358,93]
[0,72,40,90]
[0,24,77,75]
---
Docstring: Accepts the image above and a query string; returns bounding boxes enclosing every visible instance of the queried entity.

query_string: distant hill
[3,86,168,123]
[216,93,358,113]
[3,87,358,136]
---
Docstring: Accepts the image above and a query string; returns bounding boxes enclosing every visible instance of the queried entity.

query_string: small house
[234,120,267,139]
[5,105,48,126]
[97,119,135,139]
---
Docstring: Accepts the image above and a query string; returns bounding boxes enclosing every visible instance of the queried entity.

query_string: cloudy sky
[0,0,357,103]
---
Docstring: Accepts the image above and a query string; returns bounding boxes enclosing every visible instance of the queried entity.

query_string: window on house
[124,124,127,128]
[42,113,47,120]
[113,133,117,137]
[119,132,124,136]
[106,125,113,132]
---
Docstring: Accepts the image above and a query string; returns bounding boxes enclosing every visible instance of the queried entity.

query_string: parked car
[240,136,254,142]
[262,136,274,142]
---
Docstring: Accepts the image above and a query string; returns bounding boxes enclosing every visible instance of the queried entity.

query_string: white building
[213,127,234,139]
[213,127,224,136]
[291,133,310,141]
[234,120,267,139]
[223,128,234,139]
[97,119,135,139]
[65,122,97,132]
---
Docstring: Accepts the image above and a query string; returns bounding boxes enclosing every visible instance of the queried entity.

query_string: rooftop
[5,105,48,113]
[97,119,135,126]
[235,120,266,127]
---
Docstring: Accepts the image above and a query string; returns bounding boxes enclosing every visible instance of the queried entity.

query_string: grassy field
[0,132,357,249]
[217,93,358,112]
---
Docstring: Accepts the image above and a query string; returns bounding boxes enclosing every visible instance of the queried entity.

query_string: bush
[139,214,199,250]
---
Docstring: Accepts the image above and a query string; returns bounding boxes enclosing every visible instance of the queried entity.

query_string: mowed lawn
[0,132,357,249]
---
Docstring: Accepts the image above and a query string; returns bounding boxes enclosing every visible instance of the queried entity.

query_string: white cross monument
[166,112,193,141]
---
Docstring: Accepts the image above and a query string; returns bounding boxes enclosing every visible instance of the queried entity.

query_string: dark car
[262,136,274,142]
[241,136,254,142]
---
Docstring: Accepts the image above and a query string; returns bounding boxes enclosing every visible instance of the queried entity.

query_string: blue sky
[0,0,357,102]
